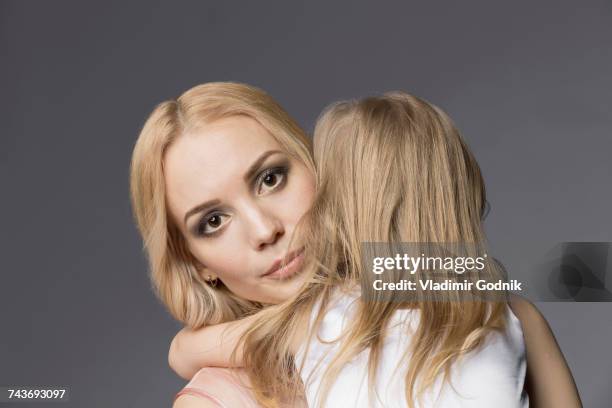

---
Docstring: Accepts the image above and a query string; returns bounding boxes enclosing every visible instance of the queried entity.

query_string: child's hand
[168,314,258,380]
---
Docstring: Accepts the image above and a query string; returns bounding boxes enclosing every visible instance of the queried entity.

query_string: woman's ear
[192,261,219,286]
[191,259,218,282]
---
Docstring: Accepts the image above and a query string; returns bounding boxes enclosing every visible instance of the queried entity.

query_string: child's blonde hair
[129,82,315,328]
[241,91,507,407]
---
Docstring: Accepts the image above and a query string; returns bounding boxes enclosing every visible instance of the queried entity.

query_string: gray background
[1,1,610,407]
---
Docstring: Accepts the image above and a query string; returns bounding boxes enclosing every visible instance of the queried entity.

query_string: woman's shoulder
[507,293,550,335]
[173,367,260,408]
[507,294,582,407]
[173,394,220,408]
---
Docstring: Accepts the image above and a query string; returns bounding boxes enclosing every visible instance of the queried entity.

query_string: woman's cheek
[286,173,316,217]
[193,237,247,280]
[205,249,247,280]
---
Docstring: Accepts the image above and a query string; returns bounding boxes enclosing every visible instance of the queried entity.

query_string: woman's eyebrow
[242,149,284,183]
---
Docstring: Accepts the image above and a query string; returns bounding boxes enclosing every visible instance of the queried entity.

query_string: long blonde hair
[241,91,507,407]
[129,82,315,328]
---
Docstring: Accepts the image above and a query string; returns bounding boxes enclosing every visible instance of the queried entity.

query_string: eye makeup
[192,160,292,238]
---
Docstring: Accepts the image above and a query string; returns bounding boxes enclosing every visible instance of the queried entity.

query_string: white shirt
[295,289,529,407]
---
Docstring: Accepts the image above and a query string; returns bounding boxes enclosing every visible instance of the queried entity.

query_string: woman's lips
[262,248,305,279]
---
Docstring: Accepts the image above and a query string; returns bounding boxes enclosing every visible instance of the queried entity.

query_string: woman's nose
[244,206,285,250]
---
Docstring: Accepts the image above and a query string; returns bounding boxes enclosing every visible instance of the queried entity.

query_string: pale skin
[164,115,315,306]
[174,394,217,408]
[163,115,315,407]
[172,367,276,408]
[171,312,308,408]
[508,295,582,408]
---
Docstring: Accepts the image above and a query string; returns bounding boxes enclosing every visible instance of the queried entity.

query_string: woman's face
[164,115,315,304]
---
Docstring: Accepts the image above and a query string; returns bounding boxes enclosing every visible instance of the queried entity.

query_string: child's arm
[509,294,582,408]
[169,313,259,380]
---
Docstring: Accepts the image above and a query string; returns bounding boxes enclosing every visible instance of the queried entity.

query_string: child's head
[300,91,489,288]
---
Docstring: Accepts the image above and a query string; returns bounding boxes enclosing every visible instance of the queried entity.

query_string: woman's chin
[256,270,307,304]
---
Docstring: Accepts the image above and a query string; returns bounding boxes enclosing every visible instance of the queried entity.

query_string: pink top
[174,367,260,407]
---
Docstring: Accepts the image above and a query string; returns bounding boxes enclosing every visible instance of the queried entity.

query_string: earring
[205,274,219,288]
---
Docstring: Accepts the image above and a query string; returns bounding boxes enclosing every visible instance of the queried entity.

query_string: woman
[171,92,581,407]
[130,81,316,407]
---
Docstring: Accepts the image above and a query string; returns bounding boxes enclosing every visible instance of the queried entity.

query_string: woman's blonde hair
[129,82,315,328]
[241,91,507,407]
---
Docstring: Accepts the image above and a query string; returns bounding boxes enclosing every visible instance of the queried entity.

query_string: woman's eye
[197,213,228,236]
[256,167,287,195]
[263,173,278,186]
